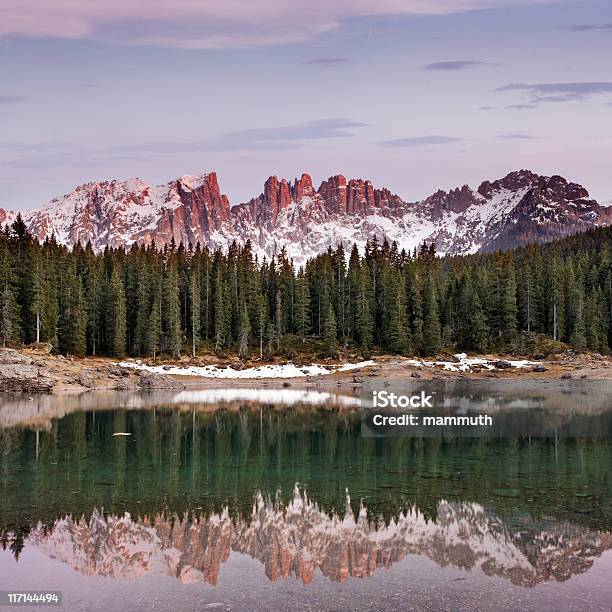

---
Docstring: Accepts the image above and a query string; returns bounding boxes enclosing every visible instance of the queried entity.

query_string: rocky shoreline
[0,348,183,394]
[0,347,611,395]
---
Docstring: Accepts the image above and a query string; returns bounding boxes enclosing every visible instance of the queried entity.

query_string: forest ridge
[1,214,611,359]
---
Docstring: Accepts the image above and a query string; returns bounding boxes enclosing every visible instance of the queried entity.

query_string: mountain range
[1,170,610,264]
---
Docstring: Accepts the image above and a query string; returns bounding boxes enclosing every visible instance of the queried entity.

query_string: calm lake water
[1,386,611,611]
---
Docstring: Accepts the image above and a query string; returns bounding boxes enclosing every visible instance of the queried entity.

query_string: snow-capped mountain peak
[1,169,609,264]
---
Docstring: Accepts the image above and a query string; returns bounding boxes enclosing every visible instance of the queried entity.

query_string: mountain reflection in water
[9,489,612,588]
[1,390,611,596]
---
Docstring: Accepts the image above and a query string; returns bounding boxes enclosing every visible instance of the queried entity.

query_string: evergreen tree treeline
[2,214,612,358]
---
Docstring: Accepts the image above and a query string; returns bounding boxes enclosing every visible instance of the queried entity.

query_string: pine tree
[494,254,518,345]
[405,266,424,354]
[457,273,489,352]
[199,248,212,341]
[40,244,59,350]
[567,273,586,349]
[163,256,182,357]
[356,263,374,349]
[30,251,45,343]
[238,298,251,357]
[517,257,537,333]
[422,276,441,356]
[385,270,409,353]
[0,241,21,347]
[11,214,35,343]
[134,266,151,356]
[294,269,310,341]
[147,280,162,360]
[254,289,267,358]
[59,259,87,356]
[82,249,104,355]
[190,266,201,357]
[546,255,566,341]
[323,302,338,353]
[108,265,127,355]
[272,291,282,351]
[213,268,228,352]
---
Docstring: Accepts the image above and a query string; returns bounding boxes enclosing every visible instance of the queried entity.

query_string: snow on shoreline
[118,362,324,379]
[404,353,536,372]
[117,354,535,379]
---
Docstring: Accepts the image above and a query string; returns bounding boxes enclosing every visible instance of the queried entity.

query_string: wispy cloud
[496,81,612,107]
[505,103,538,110]
[423,60,499,71]
[0,1,566,49]
[496,82,612,96]
[214,118,368,150]
[497,133,534,139]
[0,95,26,104]
[304,57,348,66]
[3,118,369,169]
[108,118,369,153]
[380,135,463,148]
[561,23,612,32]
[3,150,147,169]
[0,141,70,152]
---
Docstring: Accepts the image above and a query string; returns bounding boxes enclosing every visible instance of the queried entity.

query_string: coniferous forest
[1,213,612,359]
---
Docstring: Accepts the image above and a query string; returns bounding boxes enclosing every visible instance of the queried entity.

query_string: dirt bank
[1,347,611,394]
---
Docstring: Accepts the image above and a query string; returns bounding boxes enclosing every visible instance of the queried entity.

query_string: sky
[1,0,611,210]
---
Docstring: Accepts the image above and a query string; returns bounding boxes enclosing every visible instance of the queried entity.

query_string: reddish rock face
[374,187,403,209]
[129,173,231,248]
[308,174,404,215]
[262,176,293,224]
[241,175,294,228]
[293,173,315,201]
[239,172,405,224]
[346,179,376,214]
[318,175,348,213]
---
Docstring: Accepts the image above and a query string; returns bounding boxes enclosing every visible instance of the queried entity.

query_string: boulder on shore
[78,369,97,388]
[136,370,184,389]
[0,348,54,393]
[493,360,513,370]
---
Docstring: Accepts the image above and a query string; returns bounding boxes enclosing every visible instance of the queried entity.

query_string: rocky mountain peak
[478,169,541,197]
[293,173,315,200]
[318,174,348,213]
[0,169,609,264]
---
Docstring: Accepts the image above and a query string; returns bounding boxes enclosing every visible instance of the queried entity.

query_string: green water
[1,390,612,611]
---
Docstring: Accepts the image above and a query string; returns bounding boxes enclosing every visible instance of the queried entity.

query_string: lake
[1,386,611,611]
